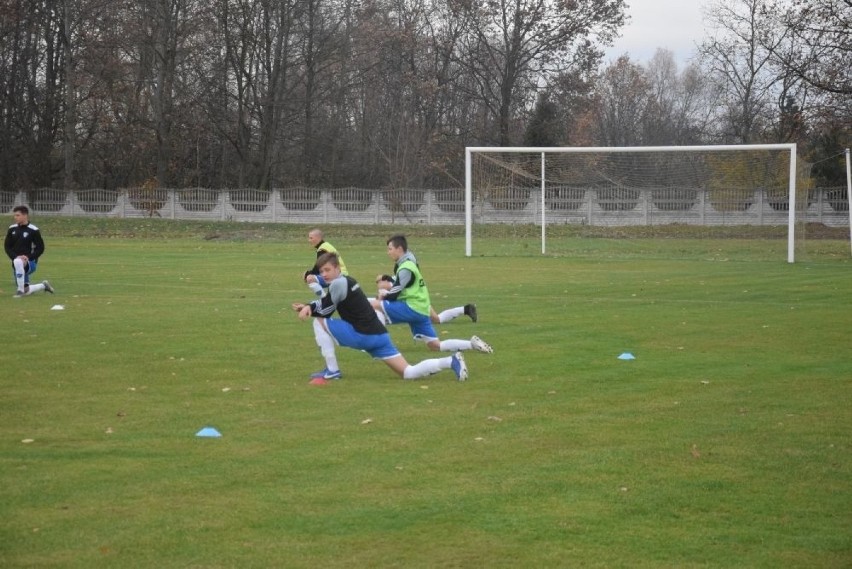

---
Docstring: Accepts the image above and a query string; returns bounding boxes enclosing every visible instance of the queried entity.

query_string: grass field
[2,219,851,568]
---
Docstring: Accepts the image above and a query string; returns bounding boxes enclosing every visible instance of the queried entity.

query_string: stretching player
[371,234,493,354]
[5,205,54,297]
[293,253,467,381]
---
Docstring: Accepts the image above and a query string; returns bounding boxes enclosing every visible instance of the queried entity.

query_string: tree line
[0,0,848,193]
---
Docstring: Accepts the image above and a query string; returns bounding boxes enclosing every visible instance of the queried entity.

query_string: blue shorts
[325,318,400,359]
[381,300,438,341]
[11,259,37,284]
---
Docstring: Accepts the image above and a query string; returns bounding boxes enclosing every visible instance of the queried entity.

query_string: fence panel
[3,187,847,227]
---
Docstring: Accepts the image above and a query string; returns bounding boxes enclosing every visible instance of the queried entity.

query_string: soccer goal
[465,144,809,262]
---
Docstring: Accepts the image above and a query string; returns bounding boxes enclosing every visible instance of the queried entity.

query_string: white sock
[307,281,323,296]
[403,356,452,379]
[13,258,26,291]
[366,297,387,325]
[438,306,465,323]
[439,339,472,352]
[25,283,45,295]
[312,319,339,372]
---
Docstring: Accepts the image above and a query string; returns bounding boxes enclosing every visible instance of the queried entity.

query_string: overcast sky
[604,0,707,68]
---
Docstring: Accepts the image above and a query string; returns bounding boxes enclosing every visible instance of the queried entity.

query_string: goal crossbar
[464,144,798,262]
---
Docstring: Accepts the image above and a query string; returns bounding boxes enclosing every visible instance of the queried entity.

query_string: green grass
[1,219,851,568]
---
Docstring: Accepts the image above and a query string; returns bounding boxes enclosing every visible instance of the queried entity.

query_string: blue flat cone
[618,352,636,360]
[196,427,222,437]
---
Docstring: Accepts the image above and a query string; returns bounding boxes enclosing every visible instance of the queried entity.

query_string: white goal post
[465,144,800,262]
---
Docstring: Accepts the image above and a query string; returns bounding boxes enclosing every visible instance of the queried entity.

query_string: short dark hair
[387,234,408,251]
[316,251,340,269]
[13,205,29,215]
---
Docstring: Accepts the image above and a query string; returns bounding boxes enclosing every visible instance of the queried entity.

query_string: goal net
[465,144,814,262]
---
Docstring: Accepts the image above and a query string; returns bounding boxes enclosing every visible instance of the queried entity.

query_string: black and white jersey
[4,223,45,260]
[310,275,387,335]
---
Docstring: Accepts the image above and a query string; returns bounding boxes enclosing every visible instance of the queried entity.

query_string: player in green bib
[394,253,431,315]
[371,234,493,354]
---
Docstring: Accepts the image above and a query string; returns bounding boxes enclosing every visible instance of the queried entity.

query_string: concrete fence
[2,186,848,227]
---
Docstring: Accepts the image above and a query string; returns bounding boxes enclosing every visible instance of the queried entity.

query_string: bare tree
[592,55,651,146]
[61,0,79,190]
[346,0,463,189]
[769,0,851,96]
[643,49,715,144]
[79,2,158,189]
[296,0,351,186]
[259,0,299,189]
[0,1,65,188]
[698,0,798,143]
[17,0,844,193]
[211,0,261,187]
[765,0,850,147]
[455,0,626,146]
[0,0,28,189]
